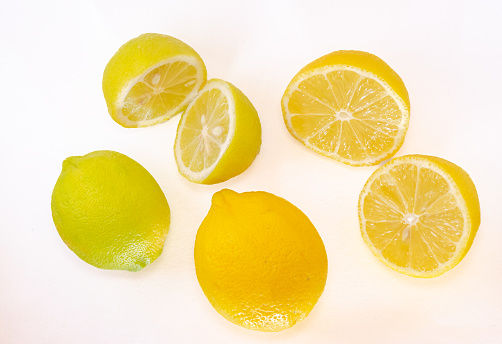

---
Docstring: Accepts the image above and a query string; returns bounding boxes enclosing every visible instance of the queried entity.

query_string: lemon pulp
[119,58,201,124]
[178,87,231,173]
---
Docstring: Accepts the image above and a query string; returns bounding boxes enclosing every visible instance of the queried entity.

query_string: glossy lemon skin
[195,189,328,331]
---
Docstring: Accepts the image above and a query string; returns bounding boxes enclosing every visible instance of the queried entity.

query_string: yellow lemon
[194,189,328,331]
[282,50,410,166]
[103,33,206,128]
[51,150,170,271]
[359,155,480,277]
[174,79,261,184]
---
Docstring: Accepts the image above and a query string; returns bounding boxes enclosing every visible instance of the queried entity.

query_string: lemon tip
[212,189,239,206]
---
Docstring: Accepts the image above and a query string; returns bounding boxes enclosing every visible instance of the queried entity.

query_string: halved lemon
[174,79,261,184]
[103,33,207,128]
[359,155,480,277]
[282,50,410,166]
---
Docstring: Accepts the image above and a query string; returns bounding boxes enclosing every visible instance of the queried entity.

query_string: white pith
[174,80,236,182]
[115,56,205,127]
[282,65,409,166]
[358,156,472,277]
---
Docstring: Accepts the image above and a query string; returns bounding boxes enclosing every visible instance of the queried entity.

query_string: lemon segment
[174,79,261,184]
[358,155,480,277]
[195,189,328,331]
[282,50,410,166]
[103,33,206,128]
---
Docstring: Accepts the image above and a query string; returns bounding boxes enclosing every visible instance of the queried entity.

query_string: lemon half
[103,33,207,128]
[174,79,261,184]
[282,50,410,166]
[359,155,480,277]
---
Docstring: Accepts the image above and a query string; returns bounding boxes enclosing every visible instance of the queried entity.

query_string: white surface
[1,0,501,343]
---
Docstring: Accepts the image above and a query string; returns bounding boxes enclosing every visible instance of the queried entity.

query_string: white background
[1,0,501,343]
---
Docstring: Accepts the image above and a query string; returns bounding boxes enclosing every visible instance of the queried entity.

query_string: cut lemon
[359,155,480,277]
[103,33,207,128]
[282,50,410,166]
[174,79,261,184]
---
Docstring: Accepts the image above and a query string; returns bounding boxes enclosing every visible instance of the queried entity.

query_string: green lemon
[51,150,170,271]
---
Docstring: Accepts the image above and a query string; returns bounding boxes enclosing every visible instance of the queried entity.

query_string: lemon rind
[114,55,206,128]
[358,155,473,278]
[174,80,236,182]
[282,65,410,166]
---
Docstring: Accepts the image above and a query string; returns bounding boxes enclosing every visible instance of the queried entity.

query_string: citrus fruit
[51,150,170,271]
[282,50,410,166]
[103,33,207,128]
[194,189,328,331]
[174,79,261,184]
[358,154,480,277]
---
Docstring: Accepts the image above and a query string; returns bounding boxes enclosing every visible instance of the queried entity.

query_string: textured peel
[51,150,170,271]
[195,189,327,331]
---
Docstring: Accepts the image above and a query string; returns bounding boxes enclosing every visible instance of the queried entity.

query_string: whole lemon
[51,150,170,271]
[194,189,328,332]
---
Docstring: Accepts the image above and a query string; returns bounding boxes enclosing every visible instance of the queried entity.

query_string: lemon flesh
[51,150,170,271]
[282,50,409,166]
[103,33,206,128]
[174,79,261,184]
[359,155,480,277]
[195,189,328,331]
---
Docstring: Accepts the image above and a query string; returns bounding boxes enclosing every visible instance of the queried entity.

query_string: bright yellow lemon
[103,33,206,128]
[282,50,409,166]
[195,189,328,331]
[359,154,480,277]
[174,79,261,184]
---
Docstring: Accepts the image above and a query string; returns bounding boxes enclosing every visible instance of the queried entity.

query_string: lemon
[359,155,480,278]
[103,33,207,128]
[174,79,261,184]
[194,189,328,331]
[282,50,410,166]
[51,150,170,271]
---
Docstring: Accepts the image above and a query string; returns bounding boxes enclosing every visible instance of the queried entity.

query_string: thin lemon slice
[174,79,261,184]
[103,33,206,128]
[282,50,410,166]
[359,155,480,277]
